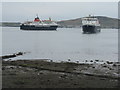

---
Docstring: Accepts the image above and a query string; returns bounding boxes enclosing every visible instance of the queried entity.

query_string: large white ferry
[20,15,58,30]
[82,15,101,33]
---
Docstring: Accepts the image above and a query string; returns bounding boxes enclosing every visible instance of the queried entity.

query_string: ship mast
[36,14,38,18]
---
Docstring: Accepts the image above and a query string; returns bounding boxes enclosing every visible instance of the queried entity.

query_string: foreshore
[2,58,120,88]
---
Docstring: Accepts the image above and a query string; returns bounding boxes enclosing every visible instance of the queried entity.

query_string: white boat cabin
[82,17,100,26]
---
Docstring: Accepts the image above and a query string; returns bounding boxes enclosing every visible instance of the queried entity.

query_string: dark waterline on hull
[82,25,101,33]
[20,25,58,30]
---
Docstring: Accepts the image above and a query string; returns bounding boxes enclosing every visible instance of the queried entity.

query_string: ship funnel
[49,17,52,21]
[34,14,40,22]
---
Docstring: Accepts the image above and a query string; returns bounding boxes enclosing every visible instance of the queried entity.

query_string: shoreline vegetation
[1,52,120,88]
[0,16,120,29]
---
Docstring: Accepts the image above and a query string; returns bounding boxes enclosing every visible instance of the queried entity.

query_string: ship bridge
[82,17,100,26]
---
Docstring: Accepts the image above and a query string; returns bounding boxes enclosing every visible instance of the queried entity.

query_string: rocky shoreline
[2,59,120,88]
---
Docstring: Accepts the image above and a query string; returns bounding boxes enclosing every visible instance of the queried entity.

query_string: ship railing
[82,23,100,26]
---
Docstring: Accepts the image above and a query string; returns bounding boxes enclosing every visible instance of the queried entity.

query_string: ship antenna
[36,14,38,17]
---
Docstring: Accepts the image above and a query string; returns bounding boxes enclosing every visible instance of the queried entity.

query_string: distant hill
[57,16,120,29]
[0,16,119,29]
[0,22,20,27]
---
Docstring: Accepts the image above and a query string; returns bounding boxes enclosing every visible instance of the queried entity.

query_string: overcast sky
[2,2,118,22]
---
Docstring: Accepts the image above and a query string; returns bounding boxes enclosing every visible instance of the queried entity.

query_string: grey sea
[2,27,118,62]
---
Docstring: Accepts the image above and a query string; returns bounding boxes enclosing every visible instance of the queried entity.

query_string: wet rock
[85,60,88,62]
[102,65,107,68]
[100,60,104,62]
[106,61,113,64]
[61,61,64,63]
[2,54,16,59]
[60,74,67,78]
[68,59,71,61]
[73,68,76,70]
[76,61,79,63]
[40,72,43,74]
[73,83,78,85]
[108,68,113,70]
[47,79,50,82]
[5,66,17,69]
[103,63,106,64]
[50,60,53,62]
[2,52,25,59]
[90,60,93,62]
[113,64,117,67]
[95,60,99,62]
[10,67,14,69]
[16,52,23,55]
[2,67,5,70]
[94,62,96,64]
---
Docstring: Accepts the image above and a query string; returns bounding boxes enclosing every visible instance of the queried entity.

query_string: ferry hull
[82,25,101,33]
[20,25,58,30]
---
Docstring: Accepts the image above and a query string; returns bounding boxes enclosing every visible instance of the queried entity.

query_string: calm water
[2,27,118,62]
